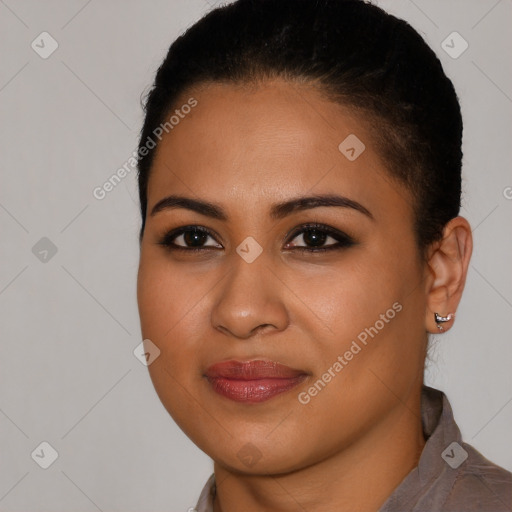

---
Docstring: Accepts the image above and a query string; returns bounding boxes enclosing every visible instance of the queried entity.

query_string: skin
[136,79,473,512]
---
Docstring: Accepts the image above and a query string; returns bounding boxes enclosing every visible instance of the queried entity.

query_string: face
[137,79,430,474]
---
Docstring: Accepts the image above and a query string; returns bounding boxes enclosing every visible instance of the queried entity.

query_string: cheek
[301,244,423,379]
[137,250,209,340]
[136,254,209,428]
[292,252,402,340]
[136,251,215,392]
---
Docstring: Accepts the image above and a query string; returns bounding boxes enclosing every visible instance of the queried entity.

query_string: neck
[212,389,425,512]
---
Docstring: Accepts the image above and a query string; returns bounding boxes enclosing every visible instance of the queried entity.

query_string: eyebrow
[150,194,374,221]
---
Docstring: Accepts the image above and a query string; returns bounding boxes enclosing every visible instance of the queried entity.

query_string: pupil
[304,229,326,247]
[184,230,207,247]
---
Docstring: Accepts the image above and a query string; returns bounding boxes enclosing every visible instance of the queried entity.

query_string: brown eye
[284,224,355,252]
[158,226,222,251]
[289,228,333,248]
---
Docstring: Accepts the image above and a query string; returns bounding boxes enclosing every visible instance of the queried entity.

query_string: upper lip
[204,359,307,380]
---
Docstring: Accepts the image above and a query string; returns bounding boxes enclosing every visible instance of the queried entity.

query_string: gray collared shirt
[194,386,512,511]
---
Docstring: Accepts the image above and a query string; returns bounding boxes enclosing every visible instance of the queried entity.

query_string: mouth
[204,359,308,403]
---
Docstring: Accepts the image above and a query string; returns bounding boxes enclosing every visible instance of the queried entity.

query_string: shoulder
[444,442,512,511]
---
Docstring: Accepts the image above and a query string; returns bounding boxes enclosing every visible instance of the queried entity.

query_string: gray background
[0,0,511,510]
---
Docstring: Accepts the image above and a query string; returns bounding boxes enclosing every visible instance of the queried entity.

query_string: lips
[204,359,308,403]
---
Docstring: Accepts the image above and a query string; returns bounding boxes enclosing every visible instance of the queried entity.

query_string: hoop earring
[434,312,455,332]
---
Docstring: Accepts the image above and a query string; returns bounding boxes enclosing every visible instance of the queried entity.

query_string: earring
[434,312,455,332]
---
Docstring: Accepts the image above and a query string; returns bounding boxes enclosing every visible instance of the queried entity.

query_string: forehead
[147,79,410,220]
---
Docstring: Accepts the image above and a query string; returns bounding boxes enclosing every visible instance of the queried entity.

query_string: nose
[211,254,289,340]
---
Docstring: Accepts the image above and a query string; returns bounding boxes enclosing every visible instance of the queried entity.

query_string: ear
[424,216,473,334]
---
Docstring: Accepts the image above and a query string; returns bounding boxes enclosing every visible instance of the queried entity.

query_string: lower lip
[206,376,307,403]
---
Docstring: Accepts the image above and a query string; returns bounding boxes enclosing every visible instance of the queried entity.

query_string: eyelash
[157,223,355,253]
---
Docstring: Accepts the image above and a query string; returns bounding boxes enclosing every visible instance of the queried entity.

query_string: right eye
[158,226,223,252]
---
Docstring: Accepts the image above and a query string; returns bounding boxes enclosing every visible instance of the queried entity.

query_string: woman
[135,0,512,510]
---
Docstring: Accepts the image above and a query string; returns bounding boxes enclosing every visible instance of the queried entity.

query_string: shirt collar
[379,385,461,511]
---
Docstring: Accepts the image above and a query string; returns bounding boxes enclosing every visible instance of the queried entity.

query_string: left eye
[284,225,355,252]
